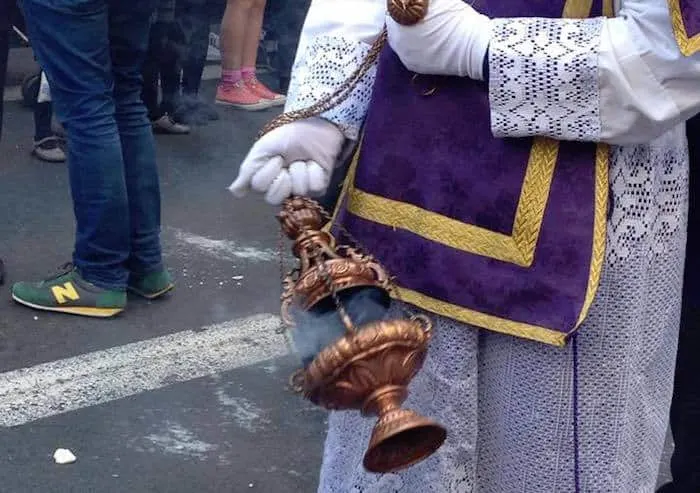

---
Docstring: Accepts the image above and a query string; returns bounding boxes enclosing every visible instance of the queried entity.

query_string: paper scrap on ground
[53,448,76,464]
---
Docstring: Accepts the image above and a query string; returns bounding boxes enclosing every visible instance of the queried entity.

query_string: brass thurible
[277,196,446,473]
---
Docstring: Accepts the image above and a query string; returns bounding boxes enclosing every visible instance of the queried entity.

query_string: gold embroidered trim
[325,0,610,345]
[574,144,609,329]
[394,286,567,347]
[347,137,558,267]
[563,0,593,18]
[602,0,614,17]
[668,0,700,56]
[332,141,608,345]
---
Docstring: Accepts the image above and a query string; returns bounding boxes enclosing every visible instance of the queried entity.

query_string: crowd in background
[5,0,309,149]
[0,0,309,311]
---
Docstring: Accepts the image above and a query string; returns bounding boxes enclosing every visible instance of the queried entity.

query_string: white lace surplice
[317,133,687,492]
[284,0,699,490]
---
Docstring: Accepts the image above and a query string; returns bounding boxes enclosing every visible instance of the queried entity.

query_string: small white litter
[53,448,76,464]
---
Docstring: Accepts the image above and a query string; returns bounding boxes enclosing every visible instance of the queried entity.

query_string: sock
[241,66,256,81]
[221,69,242,86]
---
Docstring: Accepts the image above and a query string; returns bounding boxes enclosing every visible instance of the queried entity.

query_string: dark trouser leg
[157,21,181,115]
[0,0,9,140]
[663,114,700,492]
[142,21,164,121]
[178,0,209,97]
[0,0,9,285]
[265,0,310,93]
[22,0,158,289]
[33,100,53,141]
[22,0,130,289]
[108,0,163,276]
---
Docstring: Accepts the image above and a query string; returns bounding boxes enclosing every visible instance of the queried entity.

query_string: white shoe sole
[214,98,277,111]
[12,294,124,318]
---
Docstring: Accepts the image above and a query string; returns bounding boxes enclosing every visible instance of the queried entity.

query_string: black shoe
[32,136,67,162]
[151,114,190,135]
[175,96,219,125]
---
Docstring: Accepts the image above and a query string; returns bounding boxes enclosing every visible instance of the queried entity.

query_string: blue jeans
[21,0,162,289]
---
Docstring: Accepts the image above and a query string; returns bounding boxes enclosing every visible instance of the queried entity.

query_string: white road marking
[0,314,287,427]
[170,227,275,263]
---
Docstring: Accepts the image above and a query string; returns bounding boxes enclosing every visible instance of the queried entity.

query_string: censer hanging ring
[388,0,430,25]
[410,314,433,336]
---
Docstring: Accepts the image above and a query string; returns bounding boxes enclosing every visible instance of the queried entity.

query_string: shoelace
[45,262,75,281]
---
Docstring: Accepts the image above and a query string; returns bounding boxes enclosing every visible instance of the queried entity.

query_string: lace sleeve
[284,35,377,141]
[488,18,604,142]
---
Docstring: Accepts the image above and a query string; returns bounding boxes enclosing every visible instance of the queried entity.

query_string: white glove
[386,0,492,80]
[229,117,345,205]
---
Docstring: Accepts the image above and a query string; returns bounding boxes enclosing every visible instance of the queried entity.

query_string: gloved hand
[229,117,345,205]
[386,0,492,80]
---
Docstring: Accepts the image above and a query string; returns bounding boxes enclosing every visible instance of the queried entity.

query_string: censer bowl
[277,196,446,472]
[299,314,447,473]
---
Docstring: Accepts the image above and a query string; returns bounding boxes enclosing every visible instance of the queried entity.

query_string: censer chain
[319,209,417,322]
[268,29,388,330]
[314,243,358,333]
[276,227,288,334]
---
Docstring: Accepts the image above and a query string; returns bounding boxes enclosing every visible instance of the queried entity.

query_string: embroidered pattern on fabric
[489,19,603,141]
[285,35,377,140]
[607,128,688,265]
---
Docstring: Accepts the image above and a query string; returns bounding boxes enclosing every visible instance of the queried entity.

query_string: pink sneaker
[245,77,286,107]
[215,80,274,111]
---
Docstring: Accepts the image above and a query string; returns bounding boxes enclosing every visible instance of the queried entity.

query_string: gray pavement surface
[0,64,675,493]
[0,78,326,493]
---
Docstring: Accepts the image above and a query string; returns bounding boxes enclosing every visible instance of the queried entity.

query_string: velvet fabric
[334,0,608,339]
[679,0,700,37]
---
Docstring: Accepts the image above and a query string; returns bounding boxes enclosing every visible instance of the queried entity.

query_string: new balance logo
[51,282,80,304]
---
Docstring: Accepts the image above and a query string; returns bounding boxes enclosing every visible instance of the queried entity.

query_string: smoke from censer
[286,287,392,367]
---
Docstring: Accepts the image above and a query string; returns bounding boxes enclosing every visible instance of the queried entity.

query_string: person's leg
[22,0,129,288]
[658,114,700,493]
[108,0,173,297]
[143,18,189,134]
[173,0,218,123]
[220,0,245,74]
[14,0,129,316]
[179,0,208,97]
[108,7,161,256]
[157,21,181,116]
[32,99,67,162]
[267,0,310,94]
[239,0,264,70]
[141,20,163,121]
[215,0,269,109]
[33,101,53,141]
[0,0,10,286]
[0,0,9,141]
[240,0,284,106]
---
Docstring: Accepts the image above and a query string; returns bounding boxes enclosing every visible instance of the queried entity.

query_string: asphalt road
[0,76,674,492]
[0,80,327,493]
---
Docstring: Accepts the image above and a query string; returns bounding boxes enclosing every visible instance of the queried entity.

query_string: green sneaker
[12,264,126,317]
[128,269,174,299]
